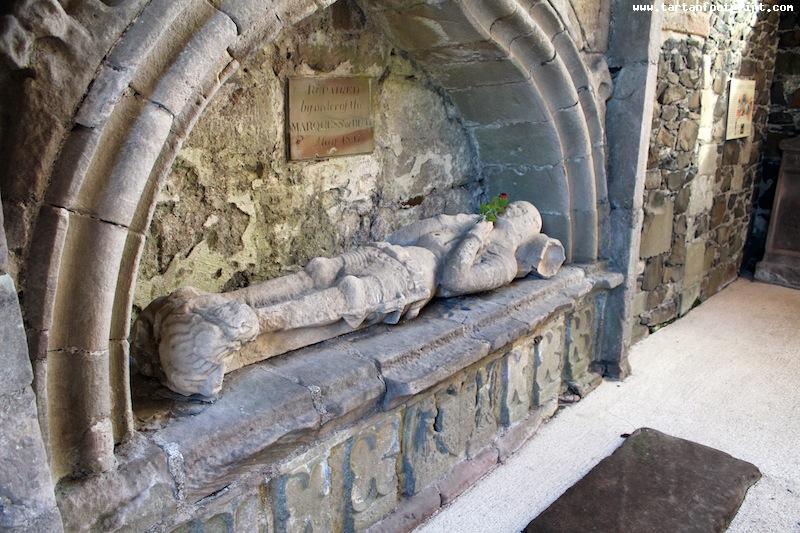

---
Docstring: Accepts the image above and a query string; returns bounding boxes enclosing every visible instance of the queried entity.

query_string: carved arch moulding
[1,0,610,479]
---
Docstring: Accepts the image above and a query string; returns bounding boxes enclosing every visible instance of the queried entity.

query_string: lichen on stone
[134,1,482,313]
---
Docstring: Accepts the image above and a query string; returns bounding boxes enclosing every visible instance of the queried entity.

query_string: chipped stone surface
[400,381,474,496]
[272,455,343,533]
[340,414,401,530]
[501,340,534,426]
[564,299,602,396]
[533,317,565,410]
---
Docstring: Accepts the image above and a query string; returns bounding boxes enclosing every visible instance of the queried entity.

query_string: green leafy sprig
[479,193,509,222]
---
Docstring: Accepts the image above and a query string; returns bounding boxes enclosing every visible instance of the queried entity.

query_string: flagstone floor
[417,278,800,533]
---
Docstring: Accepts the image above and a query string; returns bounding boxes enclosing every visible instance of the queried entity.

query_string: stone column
[599,0,663,377]
[0,194,63,532]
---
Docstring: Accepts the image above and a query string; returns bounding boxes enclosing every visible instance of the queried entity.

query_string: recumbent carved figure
[133,201,566,399]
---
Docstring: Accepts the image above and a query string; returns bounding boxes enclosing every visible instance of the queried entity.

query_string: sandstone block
[107,0,195,70]
[484,163,570,217]
[495,409,547,462]
[449,81,548,125]
[564,300,601,396]
[110,232,145,341]
[49,214,128,353]
[272,455,343,533]
[529,59,581,111]
[380,2,485,51]
[74,63,133,128]
[489,8,537,48]
[469,361,501,453]
[45,125,103,211]
[570,207,600,263]
[529,2,566,39]
[680,284,701,316]
[640,192,674,258]
[461,0,516,28]
[155,368,319,500]
[431,58,527,89]
[697,143,718,175]
[348,315,488,409]
[687,173,714,216]
[474,122,562,166]
[555,105,592,159]
[48,348,114,478]
[400,378,475,496]
[437,446,499,505]
[533,316,565,408]
[209,0,275,35]
[677,120,699,151]
[140,12,235,116]
[501,340,534,426]
[23,205,69,331]
[107,103,174,222]
[508,29,556,70]
[265,341,384,423]
[338,414,401,530]
[109,340,133,444]
[365,485,439,533]
[684,239,707,287]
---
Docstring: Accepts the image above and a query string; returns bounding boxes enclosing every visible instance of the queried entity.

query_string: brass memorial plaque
[287,76,374,161]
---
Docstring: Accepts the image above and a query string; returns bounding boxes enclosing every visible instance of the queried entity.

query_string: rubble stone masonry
[633,4,780,340]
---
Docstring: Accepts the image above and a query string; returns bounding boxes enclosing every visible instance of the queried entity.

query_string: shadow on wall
[742,9,800,274]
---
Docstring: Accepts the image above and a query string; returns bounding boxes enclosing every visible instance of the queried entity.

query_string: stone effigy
[133,201,566,399]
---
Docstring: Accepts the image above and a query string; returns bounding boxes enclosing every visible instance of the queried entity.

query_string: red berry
[499,192,508,200]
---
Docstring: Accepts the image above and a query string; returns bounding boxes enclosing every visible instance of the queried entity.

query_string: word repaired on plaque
[288,76,374,160]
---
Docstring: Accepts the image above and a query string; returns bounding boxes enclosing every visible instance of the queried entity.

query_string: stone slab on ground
[755,254,800,290]
[525,427,760,533]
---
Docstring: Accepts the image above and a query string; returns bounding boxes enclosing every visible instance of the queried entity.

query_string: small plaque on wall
[726,78,756,141]
[287,76,374,161]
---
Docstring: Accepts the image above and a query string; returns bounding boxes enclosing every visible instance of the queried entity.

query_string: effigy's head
[494,201,543,244]
[133,288,260,399]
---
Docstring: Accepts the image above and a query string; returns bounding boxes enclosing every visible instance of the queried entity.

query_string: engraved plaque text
[288,77,374,161]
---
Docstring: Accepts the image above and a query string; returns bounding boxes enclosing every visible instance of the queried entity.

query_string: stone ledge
[59,265,622,530]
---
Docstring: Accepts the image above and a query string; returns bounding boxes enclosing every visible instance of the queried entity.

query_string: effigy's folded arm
[438,221,517,297]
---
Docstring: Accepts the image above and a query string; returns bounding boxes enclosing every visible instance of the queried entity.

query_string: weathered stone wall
[632,4,780,340]
[134,1,480,310]
[743,10,800,272]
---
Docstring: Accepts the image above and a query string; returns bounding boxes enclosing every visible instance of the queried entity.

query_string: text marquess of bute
[133,201,566,399]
